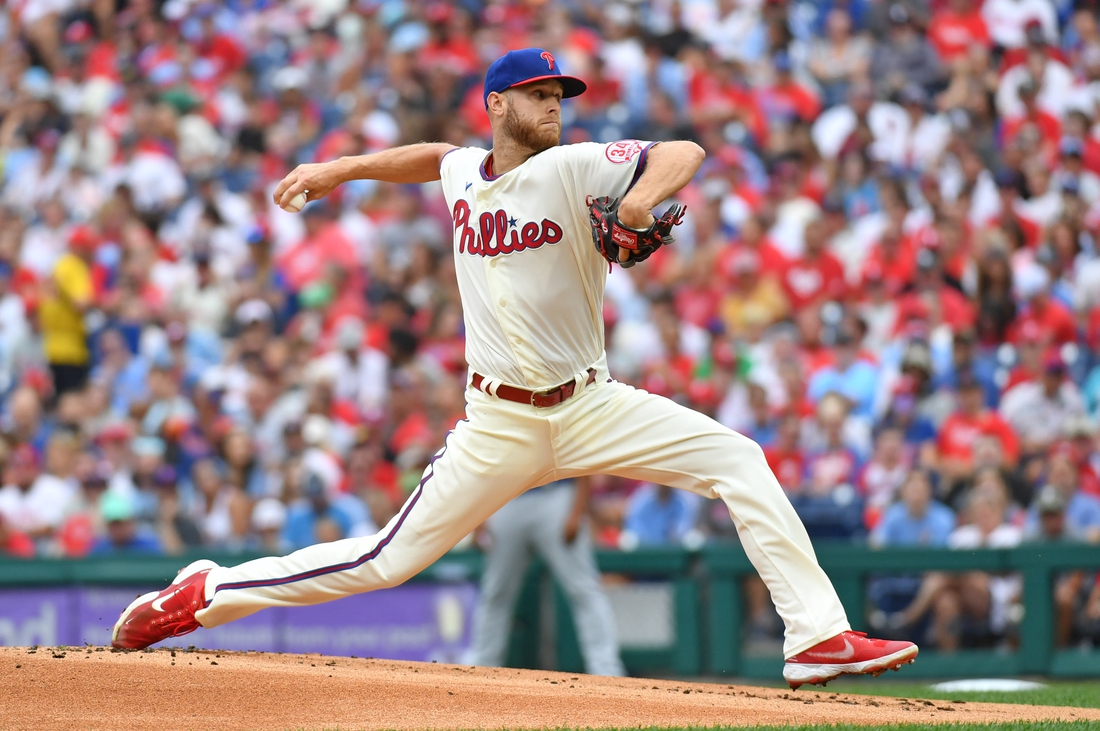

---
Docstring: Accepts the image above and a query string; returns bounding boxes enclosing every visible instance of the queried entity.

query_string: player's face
[501,81,563,152]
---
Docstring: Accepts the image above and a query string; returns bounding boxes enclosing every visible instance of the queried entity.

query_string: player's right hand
[273,160,348,209]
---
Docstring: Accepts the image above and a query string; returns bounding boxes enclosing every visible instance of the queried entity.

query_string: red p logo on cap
[541,51,555,70]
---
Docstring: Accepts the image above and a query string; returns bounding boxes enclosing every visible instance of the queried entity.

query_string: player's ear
[487,91,507,119]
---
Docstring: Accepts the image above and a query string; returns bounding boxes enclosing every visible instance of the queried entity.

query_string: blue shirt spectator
[623,483,701,546]
[872,470,955,547]
[807,335,879,418]
[283,474,357,550]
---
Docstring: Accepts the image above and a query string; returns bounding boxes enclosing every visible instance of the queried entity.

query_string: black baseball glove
[588,196,686,268]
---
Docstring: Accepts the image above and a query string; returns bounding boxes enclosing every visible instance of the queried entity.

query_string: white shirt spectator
[939,165,1002,229]
[768,196,822,258]
[703,4,763,63]
[905,113,953,173]
[812,101,910,166]
[339,206,381,265]
[318,348,390,418]
[1016,191,1063,228]
[1000,380,1086,445]
[996,60,1075,118]
[1050,167,1100,205]
[982,0,1058,48]
[948,522,1022,549]
[1,155,66,216]
[19,221,70,278]
[948,520,1023,632]
[0,475,78,534]
[57,122,116,174]
[102,149,187,214]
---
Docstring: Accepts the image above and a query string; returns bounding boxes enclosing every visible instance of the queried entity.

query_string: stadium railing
[1,543,1098,678]
[703,542,1100,679]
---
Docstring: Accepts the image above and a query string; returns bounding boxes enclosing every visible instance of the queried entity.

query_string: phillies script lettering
[452,200,563,257]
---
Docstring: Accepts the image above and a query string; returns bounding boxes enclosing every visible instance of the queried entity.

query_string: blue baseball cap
[483,48,586,107]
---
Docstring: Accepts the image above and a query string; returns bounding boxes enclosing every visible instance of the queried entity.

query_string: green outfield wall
[1,543,1098,679]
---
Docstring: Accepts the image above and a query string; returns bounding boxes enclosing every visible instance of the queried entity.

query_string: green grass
[796,681,1100,710]
[638,725,1097,730]
[286,724,1100,730]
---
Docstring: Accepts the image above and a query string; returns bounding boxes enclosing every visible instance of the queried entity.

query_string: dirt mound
[1,646,1094,730]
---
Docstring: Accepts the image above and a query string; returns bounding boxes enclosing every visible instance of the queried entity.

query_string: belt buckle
[531,385,559,408]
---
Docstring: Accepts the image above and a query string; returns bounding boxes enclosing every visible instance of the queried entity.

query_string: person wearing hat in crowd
[1000,74,1063,160]
[1025,483,1100,648]
[283,471,356,552]
[1001,353,1087,457]
[149,464,203,553]
[90,491,163,555]
[1051,137,1100,205]
[1028,447,1100,543]
[999,17,1073,96]
[250,497,289,553]
[38,224,98,399]
[1008,263,1077,346]
[982,0,1059,49]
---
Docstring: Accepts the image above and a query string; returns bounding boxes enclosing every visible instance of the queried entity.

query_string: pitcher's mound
[0,647,1093,730]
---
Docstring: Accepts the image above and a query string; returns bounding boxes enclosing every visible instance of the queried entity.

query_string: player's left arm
[616,141,705,230]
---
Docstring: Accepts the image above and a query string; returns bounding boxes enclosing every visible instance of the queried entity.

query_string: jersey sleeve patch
[604,140,645,165]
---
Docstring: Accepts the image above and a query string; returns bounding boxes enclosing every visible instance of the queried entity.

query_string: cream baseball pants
[196,369,850,658]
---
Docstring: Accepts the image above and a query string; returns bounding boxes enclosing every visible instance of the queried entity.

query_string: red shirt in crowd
[718,240,788,281]
[938,410,1021,464]
[928,9,990,62]
[755,81,822,124]
[765,445,805,493]
[1009,298,1077,345]
[894,287,976,331]
[1002,112,1062,161]
[861,241,916,295]
[999,47,1070,74]
[780,252,846,310]
[276,223,359,292]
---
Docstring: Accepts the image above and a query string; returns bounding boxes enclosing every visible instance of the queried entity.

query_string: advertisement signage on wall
[0,583,478,661]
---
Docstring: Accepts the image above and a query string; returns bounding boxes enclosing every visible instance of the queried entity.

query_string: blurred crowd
[2,0,1100,651]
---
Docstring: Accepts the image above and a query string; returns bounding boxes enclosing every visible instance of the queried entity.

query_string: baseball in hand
[282,192,308,213]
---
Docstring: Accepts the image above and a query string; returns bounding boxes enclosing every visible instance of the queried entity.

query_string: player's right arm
[273,143,456,209]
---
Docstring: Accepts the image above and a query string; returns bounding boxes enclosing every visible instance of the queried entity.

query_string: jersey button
[499,298,506,308]
[490,259,498,268]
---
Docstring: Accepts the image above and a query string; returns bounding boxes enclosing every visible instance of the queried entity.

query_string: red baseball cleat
[783,631,918,689]
[111,559,219,650]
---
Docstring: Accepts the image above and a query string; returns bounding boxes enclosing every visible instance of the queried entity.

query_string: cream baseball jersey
[439,139,655,389]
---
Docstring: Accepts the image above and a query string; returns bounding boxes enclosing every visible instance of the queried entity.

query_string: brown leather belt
[472,368,597,408]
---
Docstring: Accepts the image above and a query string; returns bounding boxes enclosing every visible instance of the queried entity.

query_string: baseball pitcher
[112,48,917,688]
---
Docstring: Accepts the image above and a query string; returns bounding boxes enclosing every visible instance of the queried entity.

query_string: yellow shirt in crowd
[39,253,91,365]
